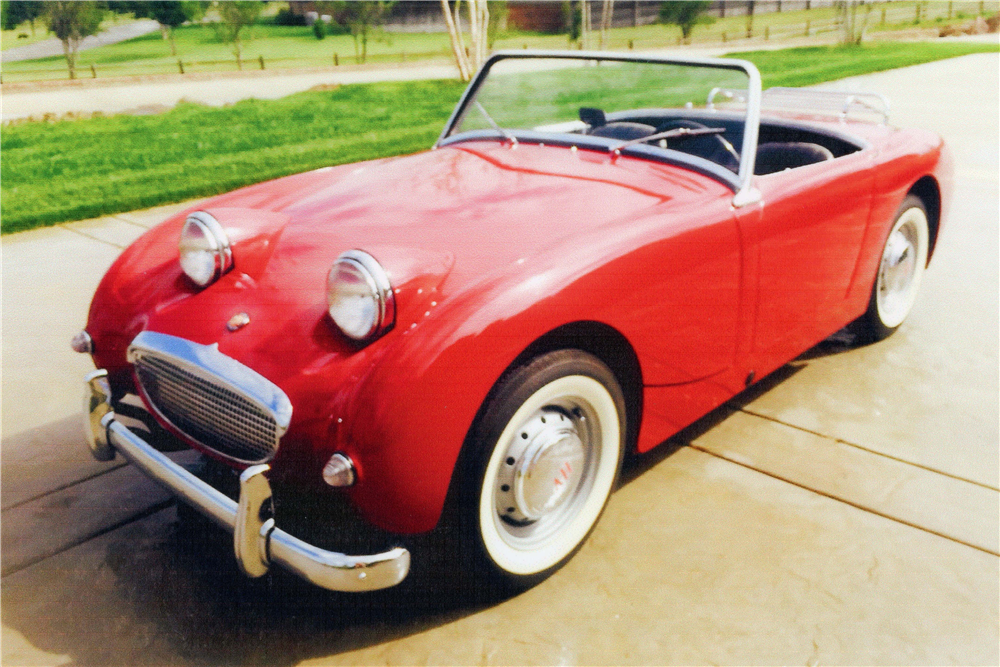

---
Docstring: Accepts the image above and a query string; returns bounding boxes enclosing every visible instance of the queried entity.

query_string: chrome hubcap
[493,406,593,543]
[877,217,921,327]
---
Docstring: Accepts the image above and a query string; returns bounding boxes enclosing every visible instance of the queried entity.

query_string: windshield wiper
[610,126,725,156]
[474,101,518,147]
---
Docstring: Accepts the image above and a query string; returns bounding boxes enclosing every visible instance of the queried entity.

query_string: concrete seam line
[0,500,174,579]
[57,223,127,249]
[110,215,152,229]
[1,461,129,512]
[737,407,1000,492]
[686,444,1000,558]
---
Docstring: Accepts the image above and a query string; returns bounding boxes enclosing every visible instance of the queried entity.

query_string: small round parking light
[322,453,357,487]
[71,330,93,354]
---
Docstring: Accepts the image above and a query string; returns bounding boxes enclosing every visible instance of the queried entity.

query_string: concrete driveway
[2,54,997,665]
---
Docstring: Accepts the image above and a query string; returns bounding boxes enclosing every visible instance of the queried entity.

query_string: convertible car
[76,52,951,592]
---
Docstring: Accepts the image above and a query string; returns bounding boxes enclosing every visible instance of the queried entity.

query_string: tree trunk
[475,0,489,68]
[599,0,614,49]
[442,0,471,80]
[168,28,177,57]
[62,38,76,80]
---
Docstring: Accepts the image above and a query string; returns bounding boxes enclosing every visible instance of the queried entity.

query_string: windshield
[441,53,759,188]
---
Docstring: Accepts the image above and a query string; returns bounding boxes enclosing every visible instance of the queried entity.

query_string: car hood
[90,140,728,388]
[208,140,719,289]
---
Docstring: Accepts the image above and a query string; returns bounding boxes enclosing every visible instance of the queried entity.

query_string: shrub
[274,8,306,26]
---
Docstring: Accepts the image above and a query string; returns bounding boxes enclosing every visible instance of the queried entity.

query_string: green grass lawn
[2,41,997,234]
[3,1,996,81]
[2,22,458,81]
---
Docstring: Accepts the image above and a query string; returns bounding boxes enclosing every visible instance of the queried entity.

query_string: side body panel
[86,127,948,536]
[342,181,743,533]
[749,146,876,373]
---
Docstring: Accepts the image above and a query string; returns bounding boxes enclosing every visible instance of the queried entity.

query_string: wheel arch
[508,321,643,455]
[448,321,643,508]
[909,175,941,263]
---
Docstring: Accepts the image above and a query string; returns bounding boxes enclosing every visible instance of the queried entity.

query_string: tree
[149,2,201,56]
[117,1,203,55]
[215,0,261,71]
[836,0,870,45]
[441,0,489,82]
[658,1,710,43]
[3,0,46,34]
[45,1,104,80]
[325,1,394,64]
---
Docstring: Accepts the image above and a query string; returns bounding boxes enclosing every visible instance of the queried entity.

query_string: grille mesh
[134,354,278,463]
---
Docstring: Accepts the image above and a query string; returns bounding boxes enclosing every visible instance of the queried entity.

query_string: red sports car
[77,52,951,592]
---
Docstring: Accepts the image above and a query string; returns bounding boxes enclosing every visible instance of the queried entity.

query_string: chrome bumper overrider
[84,369,410,592]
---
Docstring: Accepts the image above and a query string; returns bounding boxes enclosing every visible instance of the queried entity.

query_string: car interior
[578,107,863,176]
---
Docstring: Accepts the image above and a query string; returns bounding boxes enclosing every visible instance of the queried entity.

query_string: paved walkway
[1,60,466,121]
[1,19,160,63]
[1,54,997,665]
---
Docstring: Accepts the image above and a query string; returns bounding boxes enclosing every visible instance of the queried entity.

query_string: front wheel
[461,350,625,589]
[854,195,930,342]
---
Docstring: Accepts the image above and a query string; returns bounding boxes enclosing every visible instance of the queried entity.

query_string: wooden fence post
[334,52,339,66]
[90,64,96,78]
[259,55,265,70]
[178,59,185,74]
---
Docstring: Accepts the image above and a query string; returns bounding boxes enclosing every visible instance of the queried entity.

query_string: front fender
[337,188,740,534]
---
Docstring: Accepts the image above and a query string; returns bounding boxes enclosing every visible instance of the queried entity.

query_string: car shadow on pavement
[3,498,507,666]
[2,331,861,665]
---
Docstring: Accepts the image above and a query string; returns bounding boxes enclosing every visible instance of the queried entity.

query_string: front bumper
[83,369,410,592]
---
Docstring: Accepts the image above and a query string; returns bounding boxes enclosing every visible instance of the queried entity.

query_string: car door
[742,149,875,371]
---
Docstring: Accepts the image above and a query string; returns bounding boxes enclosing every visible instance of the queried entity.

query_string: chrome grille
[128,331,292,465]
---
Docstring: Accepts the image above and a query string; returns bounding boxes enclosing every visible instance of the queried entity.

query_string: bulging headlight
[326,250,395,342]
[179,211,232,287]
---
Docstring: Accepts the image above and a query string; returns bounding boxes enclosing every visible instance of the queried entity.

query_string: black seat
[588,122,656,141]
[655,119,740,172]
[755,142,834,175]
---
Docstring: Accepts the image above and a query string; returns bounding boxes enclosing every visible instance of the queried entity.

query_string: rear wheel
[855,195,929,342]
[461,350,625,589]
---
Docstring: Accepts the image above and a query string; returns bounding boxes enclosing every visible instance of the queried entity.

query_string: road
[1,19,160,63]
[1,53,997,665]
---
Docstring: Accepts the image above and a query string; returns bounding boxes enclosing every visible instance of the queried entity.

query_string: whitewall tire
[856,195,930,342]
[462,350,626,587]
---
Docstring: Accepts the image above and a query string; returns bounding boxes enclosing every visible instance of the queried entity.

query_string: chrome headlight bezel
[326,250,395,342]
[179,211,233,288]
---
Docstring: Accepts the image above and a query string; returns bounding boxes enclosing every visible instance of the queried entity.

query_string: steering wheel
[655,120,740,172]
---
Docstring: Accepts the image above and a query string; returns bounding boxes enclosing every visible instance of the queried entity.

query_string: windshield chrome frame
[436,50,762,206]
